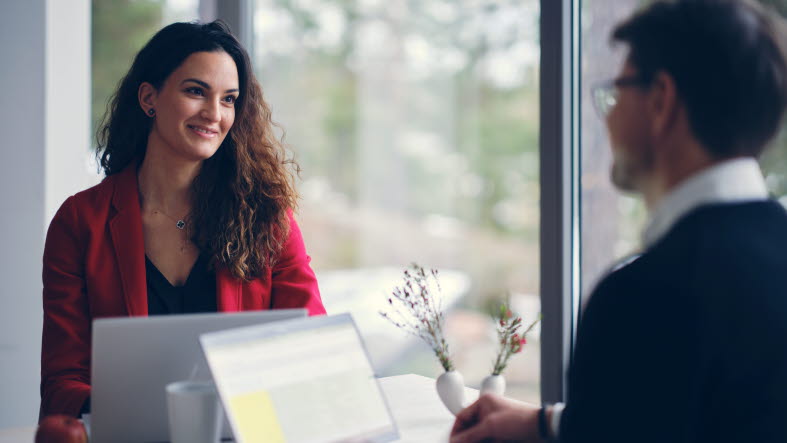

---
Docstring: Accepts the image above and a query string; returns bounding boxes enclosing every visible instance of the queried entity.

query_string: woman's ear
[138,82,158,116]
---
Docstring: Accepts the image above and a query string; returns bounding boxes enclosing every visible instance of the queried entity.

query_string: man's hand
[449,394,544,443]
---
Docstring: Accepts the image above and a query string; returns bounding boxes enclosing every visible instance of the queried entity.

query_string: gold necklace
[152,209,188,230]
[151,210,192,253]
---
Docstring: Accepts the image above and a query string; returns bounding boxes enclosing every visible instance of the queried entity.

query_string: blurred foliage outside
[252,0,541,298]
[249,0,543,403]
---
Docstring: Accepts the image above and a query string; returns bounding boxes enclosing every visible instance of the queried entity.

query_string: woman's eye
[185,87,204,96]
[224,95,237,104]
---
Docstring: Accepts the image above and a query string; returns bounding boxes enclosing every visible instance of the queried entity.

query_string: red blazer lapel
[108,165,148,316]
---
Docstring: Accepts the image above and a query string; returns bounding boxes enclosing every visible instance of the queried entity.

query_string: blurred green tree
[92,0,163,141]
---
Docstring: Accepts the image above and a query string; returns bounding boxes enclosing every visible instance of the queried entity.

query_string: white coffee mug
[166,380,223,443]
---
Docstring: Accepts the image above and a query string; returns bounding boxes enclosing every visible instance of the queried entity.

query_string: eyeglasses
[591,76,650,117]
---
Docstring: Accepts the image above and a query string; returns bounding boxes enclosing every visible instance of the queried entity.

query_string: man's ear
[138,82,158,116]
[648,71,680,139]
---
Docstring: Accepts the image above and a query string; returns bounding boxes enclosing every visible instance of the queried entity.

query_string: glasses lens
[603,91,617,114]
[593,84,619,117]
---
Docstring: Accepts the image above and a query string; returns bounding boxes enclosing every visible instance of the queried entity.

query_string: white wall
[46,0,97,224]
[0,0,91,428]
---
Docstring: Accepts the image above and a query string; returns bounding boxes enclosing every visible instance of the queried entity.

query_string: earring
[147,108,155,116]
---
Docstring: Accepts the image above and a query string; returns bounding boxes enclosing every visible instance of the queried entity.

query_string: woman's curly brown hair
[96,21,298,281]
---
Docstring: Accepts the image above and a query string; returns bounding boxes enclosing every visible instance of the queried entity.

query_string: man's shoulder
[654,201,787,274]
[663,200,787,249]
[589,200,787,313]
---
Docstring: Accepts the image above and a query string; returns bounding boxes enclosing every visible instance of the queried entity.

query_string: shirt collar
[642,157,768,248]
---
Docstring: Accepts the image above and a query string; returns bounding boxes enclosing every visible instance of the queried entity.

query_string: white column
[46,0,96,225]
[0,0,47,428]
[0,0,92,428]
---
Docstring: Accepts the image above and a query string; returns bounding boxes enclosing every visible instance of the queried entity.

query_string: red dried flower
[491,303,541,375]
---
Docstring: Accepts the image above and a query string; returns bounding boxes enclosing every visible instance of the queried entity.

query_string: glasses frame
[590,76,650,118]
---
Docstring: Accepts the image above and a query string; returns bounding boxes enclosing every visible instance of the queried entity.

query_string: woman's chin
[177,143,222,162]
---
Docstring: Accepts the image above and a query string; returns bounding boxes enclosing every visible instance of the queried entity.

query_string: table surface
[0,374,479,443]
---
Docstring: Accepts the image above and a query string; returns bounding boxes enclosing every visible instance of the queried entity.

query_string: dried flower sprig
[380,263,454,371]
[491,303,541,376]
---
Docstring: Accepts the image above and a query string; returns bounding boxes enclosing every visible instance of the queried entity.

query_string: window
[92,0,201,137]
[580,0,645,300]
[254,0,542,402]
[761,0,787,204]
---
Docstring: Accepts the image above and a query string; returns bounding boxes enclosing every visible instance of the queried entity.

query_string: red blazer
[41,165,325,417]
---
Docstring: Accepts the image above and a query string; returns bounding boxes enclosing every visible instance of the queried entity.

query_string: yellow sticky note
[228,390,286,443]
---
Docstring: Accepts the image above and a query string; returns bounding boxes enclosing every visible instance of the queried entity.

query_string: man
[450,0,787,442]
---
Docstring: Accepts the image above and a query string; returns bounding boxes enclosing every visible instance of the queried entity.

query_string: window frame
[538,0,580,403]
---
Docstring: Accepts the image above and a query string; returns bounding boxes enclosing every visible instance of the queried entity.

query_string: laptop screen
[90,310,307,443]
[200,313,399,443]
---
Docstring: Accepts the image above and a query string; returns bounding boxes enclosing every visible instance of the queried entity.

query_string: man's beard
[610,147,652,193]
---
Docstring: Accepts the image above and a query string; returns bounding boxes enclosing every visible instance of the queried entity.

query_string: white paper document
[200,314,399,443]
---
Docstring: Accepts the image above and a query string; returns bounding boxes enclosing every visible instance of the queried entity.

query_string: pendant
[176,220,186,230]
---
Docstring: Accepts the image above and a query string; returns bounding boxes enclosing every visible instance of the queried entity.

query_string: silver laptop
[200,313,399,443]
[91,309,307,443]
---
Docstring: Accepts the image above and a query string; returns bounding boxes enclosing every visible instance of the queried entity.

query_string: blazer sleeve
[558,267,693,443]
[40,196,91,418]
[269,211,326,316]
[559,272,648,442]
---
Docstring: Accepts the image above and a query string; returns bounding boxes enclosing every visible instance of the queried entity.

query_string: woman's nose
[200,99,221,122]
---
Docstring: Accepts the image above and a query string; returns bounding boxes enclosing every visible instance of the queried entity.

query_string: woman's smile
[187,124,219,138]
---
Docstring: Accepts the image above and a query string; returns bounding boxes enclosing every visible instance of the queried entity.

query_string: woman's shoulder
[62,174,117,213]
[53,165,136,225]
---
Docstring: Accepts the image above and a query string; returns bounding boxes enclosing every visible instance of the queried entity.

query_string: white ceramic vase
[436,370,466,415]
[480,374,506,396]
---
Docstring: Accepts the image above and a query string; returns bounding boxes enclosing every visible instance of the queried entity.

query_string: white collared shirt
[550,157,769,440]
[642,157,769,248]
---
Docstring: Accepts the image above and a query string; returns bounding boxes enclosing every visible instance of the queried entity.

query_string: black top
[561,201,787,443]
[145,254,218,315]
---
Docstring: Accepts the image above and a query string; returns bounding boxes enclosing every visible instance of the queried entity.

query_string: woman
[41,21,326,418]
